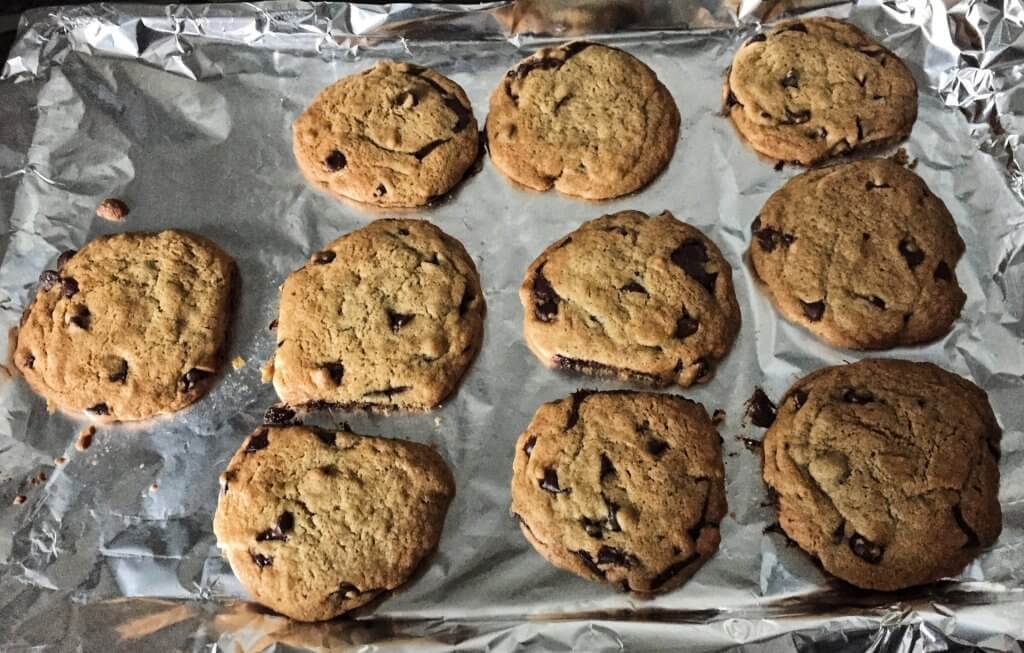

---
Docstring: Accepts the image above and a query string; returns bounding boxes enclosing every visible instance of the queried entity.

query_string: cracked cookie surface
[293,61,480,207]
[14,230,235,421]
[214,424,455,621]
[487,42,679,200]
[270,219,485,411]
[749,159,965,349]
[762,359,1001,591]
[520,210,740,387]
[511,390,727,594]
[724,18,917,166]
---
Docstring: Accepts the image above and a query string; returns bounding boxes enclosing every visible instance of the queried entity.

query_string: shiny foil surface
[0,1,1022,651]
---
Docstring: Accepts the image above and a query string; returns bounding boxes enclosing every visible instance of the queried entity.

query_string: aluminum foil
[1,1,1022,650]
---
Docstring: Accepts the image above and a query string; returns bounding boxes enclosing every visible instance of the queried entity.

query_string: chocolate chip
[831,520,845,544]
[670,241,718,293]
[313,428,337,446]
[324,150,346,172]
[532,266,560,322]
[800,300,825,321]
[746,387,777,428]
[331,582,360,600]
[398,227,410,236]
[268,319,278,330]
[843,388,874,404]
[781,69,800,88]
[848,534,884,563]
[646,438,669,456]
[56,250,77,272]
[783,108,811,125]
[747,33,767,44]
[774,160,786,172]
[566,389,593,429]
[867,295,886,309]
[22,354,34,369]
[61,277,79,298]
[109,359,128,383]
[181,368,212,392]
[779,22,808,33]
[792,388,808,410]
[581,517,605,538]
[694,357,711,382]
[539,468,569,494]
[573,549,605,578]
[621,281,647,294]
[934,261,953,281]
[86,403,109,416]
[752,218,796,252]
[650,555,699,590]
[264,406,296,425]
[599,453,615,480]
[374,184,388,197]
[68,306,91,330]
[414,139,448,160]
[725,90,739,109]
[675,312,699,339]
[952,504,980,548]
[459,288,475,316]
[246,429,270,452]
[898,239,924,268]
[250,550,273,568]
[313,250,336,264]
[523,435,537,457]
[807,126,828,140]
[256,511,295,542]
[597,545,634,567]
[387,309,415,332]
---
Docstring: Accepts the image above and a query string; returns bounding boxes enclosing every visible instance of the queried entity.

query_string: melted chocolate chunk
[414,139,448,160]
[250,550,273,568]
[783,108,811,125]
[621,281,648,294]
[831,520,846,544]
[61,277,79,298]
[934,261,953,281]
[459,287,475,316]
[650,554,699,590]
[313,250,336,265]
[725,90,739,109]
[807,126,828,140]
[256,511,295,542]
[675,313,699,339]
[312,427,337,446]
[746,387,777,427]
[22,354,34,369]
[842,388,874,404]
[374,183,388,196]
[867,295,886,309]
[387,309,415,332]
[646,438,669,456]
[599,453,615,481]
[331,582,361,600]
[68,306,91,330]
[86,403,109,416]
[323,150,346,172]
[539,468,569,494]
[181,368,212,392]
[782,69,800,89]
[39,270,60,290]
[849,533,884,563]
[566,389,593,429]
[752,217,796,252]
[573,549,605,577]
[597,545,634,567]
[670,241,718,293]
[322,362,344,385]
[109,359,128,383]
[800,300,825,321]
[56,250,77,272]
[523,436,537,457]
[952,504,980,548]
[264,405,296,425]
[246,429,270,452]
[792,388,809,410]
[581,516,605,538]
[898,239,925,268]
[532,266,560,322]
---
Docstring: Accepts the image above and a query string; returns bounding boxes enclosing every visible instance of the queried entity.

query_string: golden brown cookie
[214,424,455,621]
[520,210,740,387]
[748,159,965,349]
[762,359,1002,591]
[293,61,480,208]
[511,390,727,594]
[724,18,917,165]
[268,219,485,411]
[487,42,679,199]
[14,230,236,421]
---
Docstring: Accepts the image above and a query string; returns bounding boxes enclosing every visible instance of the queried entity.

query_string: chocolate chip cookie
[511,390,727,594]
[293,61,480,208]
[763,359,1002,591]
[724,18,917,166]
[521,210,740,387]
[487,42,679,200]
[268,219,485,411]
[214,424,455,621]
[748,158,965,349]
[14,230,236,421]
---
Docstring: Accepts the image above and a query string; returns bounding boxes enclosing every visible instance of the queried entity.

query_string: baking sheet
[0,1,1022,651]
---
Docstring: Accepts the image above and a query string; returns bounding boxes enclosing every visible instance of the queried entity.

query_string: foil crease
[0,1,1022,650]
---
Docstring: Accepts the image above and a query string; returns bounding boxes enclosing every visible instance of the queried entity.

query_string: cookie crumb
[54,457,66,465]
[76,425,96,451]
[260,360,274,383]
[13,495,26,505]
[232,356,245,370]
[889,147,917,169]
[96,198,130,221]
[745,388,777,428]
[711,409,726,426]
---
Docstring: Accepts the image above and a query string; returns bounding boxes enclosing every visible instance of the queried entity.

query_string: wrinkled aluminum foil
[1,1,1022,651]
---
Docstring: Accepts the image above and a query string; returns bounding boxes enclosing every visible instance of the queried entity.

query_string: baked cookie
[214,424,455,621]
[748,158,965,349]
[511,390,726,593]
[724,17,917,166]
[520,210,740,387]
[268,219,485,411]
[487,42,679,200]
[762,359,1002,591]
[293,61,480,208]
[493,0,639,36]
[14,230,235,421]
